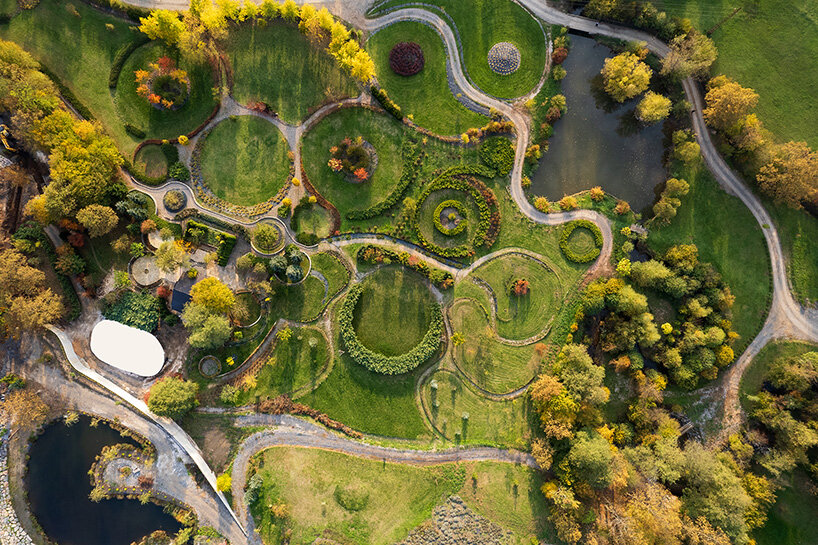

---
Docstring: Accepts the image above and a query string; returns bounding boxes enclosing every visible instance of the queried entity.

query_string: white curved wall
[90,320,165,377]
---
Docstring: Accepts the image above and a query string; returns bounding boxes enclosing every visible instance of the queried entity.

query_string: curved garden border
[559,219,603,263]
[249,219,287,256]
[433,199,468,236]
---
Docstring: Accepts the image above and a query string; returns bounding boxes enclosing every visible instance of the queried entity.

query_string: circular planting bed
[340,266,443,374]
[389,41,425,76]
[250,220,285,256]
[328,137,378,183]
[162,189,187,212]
[135,55,190,111]
[232,291,262,328]
[270,245,312,285]
[433,199,469,236]
[487,42,521,75]
[198,355,221,378]
[560,220,603,263]
[198,116,292,206]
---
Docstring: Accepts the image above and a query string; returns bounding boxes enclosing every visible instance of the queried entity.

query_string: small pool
[530,33,666,213]
[27,416,181,545]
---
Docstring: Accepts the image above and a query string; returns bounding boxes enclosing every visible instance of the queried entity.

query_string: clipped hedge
[370,85,402,120]
[339,284,443,375]
[216,232,237,266]
[356,244,454,289]
[560,220,603,263]
[39,65,94,121]
[433,199,468,236]
[124,123,146,139]
[346,139,422,220]
[109,35,151,88]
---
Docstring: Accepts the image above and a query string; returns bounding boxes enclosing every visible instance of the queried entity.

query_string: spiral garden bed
[560,220,603,263]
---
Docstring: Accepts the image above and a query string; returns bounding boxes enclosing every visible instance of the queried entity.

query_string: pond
[27,416,181,545]
[530,33,666,213]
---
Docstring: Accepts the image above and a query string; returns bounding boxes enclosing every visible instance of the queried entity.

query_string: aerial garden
[1,0,817,545]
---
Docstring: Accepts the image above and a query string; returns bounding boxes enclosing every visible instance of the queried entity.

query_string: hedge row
[39,65,95,121]
[346,139,423,220]
[13,222,81,322]
[109,35,151,88]
[216,232,237,266]
[356,244,454,289]
[122,156,165,186]
[173,209,250,240]
[479,137,514,176]
[413,166,500,258]
[559,220,603,263]
[370,85,402,120]
[124,123,146,139]
[339,284,443,374]
[433,199,468,236]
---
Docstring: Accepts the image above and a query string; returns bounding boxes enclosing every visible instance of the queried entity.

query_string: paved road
[230,414,538,543]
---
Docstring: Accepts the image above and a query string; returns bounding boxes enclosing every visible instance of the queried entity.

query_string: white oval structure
[90,320,165,377]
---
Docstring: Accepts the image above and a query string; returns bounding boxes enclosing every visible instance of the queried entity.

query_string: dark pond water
[27,416,181,545]
[531,33,667,213]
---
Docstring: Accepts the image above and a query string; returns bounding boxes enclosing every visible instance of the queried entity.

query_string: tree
[703,76,758,132]
[216,473,232,492]
[138,10,185,45]
[601,52,651,103]
[147,376,198,419]
[630,259,672,289]
[768,351,818,392]
[635,91,671,123]
[756,141,818,208]
[253,223,280,251]
[530,373,578,439]
[76,204,118,238]
[190,277,235,313]
[182,302,232,349]
[154,240,190,273]
[557,344,608,407]
[0,390,48,432]
[0,248,63,338]
[567,430,614,489]
[661,31,717,79]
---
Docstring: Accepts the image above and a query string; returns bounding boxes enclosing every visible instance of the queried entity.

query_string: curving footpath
[230,413,537,543]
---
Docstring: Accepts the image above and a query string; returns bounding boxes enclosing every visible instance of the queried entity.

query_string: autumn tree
[756,140,818,208]
[190,277,235,313]
[0,248,63,338]
[154,240,190,273]
[661,31,717,79]
[76,204,118,238]
[601,52,651,103]
[182,303,232,349]
[567,429,614,489]
[635,91,671,123]
[703,76,758,132]
[138,10,185,45]
[0,389,49,433]
[147,376,199,419]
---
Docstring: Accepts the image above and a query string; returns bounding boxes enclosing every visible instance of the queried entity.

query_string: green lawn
[766,201,818,306]
[470,254,561,341]
[0,0,140,152]
[657,0,818,147]
[423,370,530,448]
[114,41,217,142]
[269,275,327,323]
[448,298,540,394]
[371,0,547,98]
[249,447,552,545]
[352,266,435,357]
[308,252,351,298]
[738,340,817,412]
[237,327,330,403]
[291,204,334,239]
[226,20,358,124]
[199,116,291,206]
[752,470,818,545]
[366,21,487,135]
[133,144,168,178]
[649,165,771,356]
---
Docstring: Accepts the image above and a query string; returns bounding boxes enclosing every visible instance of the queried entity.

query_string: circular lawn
[351,266,436,357]
[199,116,291,206]
[133,144,168,179]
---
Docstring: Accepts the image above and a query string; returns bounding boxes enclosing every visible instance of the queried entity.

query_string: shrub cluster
[124,123,146,139]
[109,35,150,88]
[560,220,603,263]
[370,85,402,120]
[433,199,468,236]
[102,290,160,331]
[356,245,454,289]
[389,41,425,76]
[162,189,187,212]
[346,139,422,220]
[339,284,443,374]
[258,395,363,438]
[216,232,236,266]
[479,137,515,176]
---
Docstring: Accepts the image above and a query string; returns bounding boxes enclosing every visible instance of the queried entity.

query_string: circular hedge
[339,284,443,375]
[560,220,604,263]
[487,42,521,75]
[389,42,425,76]
[163,189,187,212]
[479,137,514,177]
[433,200,468,236]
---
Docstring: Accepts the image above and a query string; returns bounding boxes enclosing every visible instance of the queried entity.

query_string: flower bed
[328,136,377,183]
[135,56,190,111]
[487,42,521,76]
[559,220,603,263]
[389,41,425,76]
[339,284,443,375]
[162,189,187,212]
[433,199,468,236]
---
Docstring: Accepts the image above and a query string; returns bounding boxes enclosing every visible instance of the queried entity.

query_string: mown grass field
[250,447,553,545]
[226,20,357,124]
[366,20,487,135]
[199,116,291,206]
